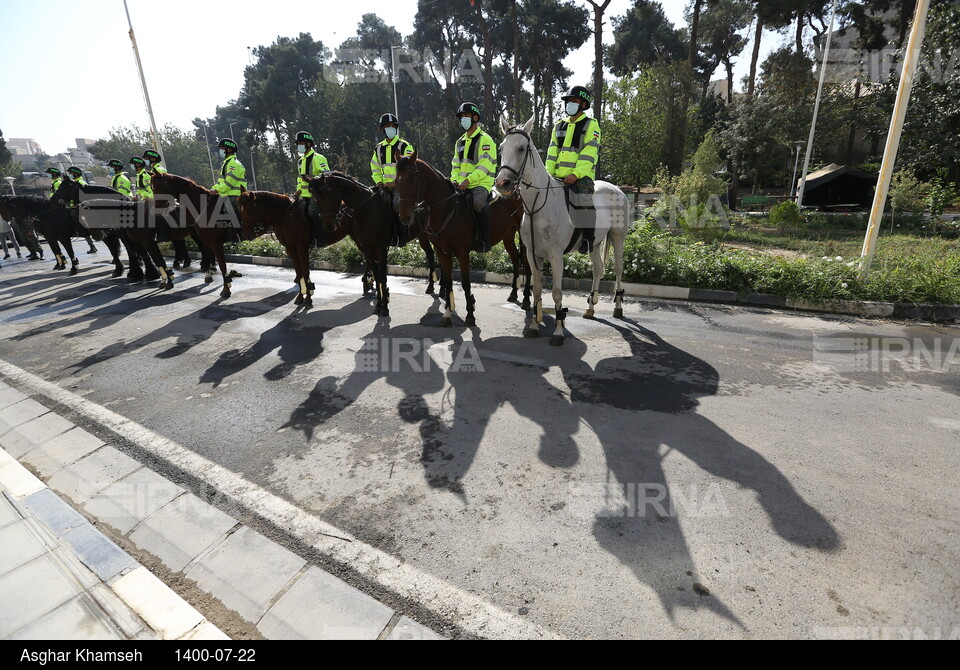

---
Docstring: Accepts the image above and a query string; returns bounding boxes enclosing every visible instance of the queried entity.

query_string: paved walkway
[0,378,442,640]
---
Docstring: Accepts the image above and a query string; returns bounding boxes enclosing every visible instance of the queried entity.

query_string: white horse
[495,115,629,346]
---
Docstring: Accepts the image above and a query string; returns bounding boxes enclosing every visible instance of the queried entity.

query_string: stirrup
[578,238,594,254]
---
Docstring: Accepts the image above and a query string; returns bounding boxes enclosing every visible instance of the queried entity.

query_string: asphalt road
[1,251,958,639]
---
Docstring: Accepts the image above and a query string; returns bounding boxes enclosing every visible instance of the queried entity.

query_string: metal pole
[796,0,839,207]
[391,45,400,120]
[4,178,15,196]
[201,121,216,184]
[790,141,804,198]
[250,148,258,192]
[230,123,237,140]
[123,0,164,166]
[860,0,931,277]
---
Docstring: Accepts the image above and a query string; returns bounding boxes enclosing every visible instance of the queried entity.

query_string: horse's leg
[584,233,605,320]
[103,233,124,277]
[458,250,477,328]
[361,259,374,296]
[46,237,65,271]
[144,241,174,290]
[503,230,520,304]
[298,236,314,307]
[211,233,231,298]
[520,237,532,311]
[437,251,455,327]
[549,249,567,347]
[377,247,391,318]
[524,242,543,339]
[419,235,437,295]
[134,236,161,282]
[63,236,79,276]
[612,222,627,319]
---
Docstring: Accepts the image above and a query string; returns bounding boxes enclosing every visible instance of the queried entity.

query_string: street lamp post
[229,122,237,140]
[3,177,15,196]
[201,121,217,184]
[390,45,401,121]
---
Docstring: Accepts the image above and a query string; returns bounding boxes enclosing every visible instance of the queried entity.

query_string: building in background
[6,138,44,167]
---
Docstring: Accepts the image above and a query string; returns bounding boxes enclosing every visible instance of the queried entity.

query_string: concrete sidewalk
[0,378,443,641]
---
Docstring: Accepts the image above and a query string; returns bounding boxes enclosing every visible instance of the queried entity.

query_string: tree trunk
[725,57,734,103]
[512,0,521,122]
[587,0,612,118]
[473,1,495,124]
[796,11,805,54]
[846,79,862,164]
[689,0,704,65]
[748,17,764,96]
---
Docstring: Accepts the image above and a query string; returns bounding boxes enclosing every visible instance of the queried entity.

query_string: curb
[0,371,450,641]
[181,252,960,323]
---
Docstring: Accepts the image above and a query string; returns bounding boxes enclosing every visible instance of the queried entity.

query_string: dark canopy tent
[799,164,878,210]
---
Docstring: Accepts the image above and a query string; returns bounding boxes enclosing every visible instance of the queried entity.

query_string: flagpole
[123,0,164,165]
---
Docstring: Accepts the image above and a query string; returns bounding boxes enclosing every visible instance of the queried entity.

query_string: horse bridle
[500,127,564,218]
[397,163,463,237]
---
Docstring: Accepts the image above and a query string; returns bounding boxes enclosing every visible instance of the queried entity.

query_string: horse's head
[496,114,536,197]
[307,174,349,232]
[0,196,13,221]
[394,151,421,226]
[51,178,79,208]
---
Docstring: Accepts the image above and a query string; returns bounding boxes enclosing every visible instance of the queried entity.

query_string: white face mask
[130,164,138,172]
[460,117,473,131]
[219,149,226,159]
[296,144,307,155]
[384,127,398,140]
[566,102,582,117]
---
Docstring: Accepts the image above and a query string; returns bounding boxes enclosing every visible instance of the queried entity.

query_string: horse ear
[523,115,535,134]
[410,149,418,164]
[500,114,512,134]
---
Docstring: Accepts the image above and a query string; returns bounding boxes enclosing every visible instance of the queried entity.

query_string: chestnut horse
[394,153,528,327]
[238,190,359,307]
[151,172,239,298]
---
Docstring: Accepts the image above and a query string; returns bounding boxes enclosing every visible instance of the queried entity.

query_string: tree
[584,0,613,116]
[0,129,12,166]
[607,1,686,76]
[695,0,753,100]
[91,125,210,184]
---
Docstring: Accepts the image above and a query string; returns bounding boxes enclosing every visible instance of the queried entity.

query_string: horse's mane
[81,183,123,196]
[244,190,292,205]
[401,157,454,193]
[321,171,372,194]
[154,171,215,196]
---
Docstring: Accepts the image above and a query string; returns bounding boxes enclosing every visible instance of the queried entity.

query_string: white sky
[1,0,781,156]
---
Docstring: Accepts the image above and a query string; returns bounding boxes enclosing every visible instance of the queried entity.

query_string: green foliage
[888,170,929,215]
[607,0,686,75]
[0,128,11,166]
[768,201,803,228]
[91,125,211,184]
[927,173,957,219]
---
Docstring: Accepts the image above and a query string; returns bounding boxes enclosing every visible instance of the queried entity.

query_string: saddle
[459,189,500,247]
[562,185,596,254]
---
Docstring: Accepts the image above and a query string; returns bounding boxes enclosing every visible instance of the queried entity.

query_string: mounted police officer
[371,113,415,245]
[66,166,98,254]
[106,159,133,197]
[294,131,330,246]
[130,156,153,201]
[547,85,601,254]
[451,102,496,253]
[212,138,246,236]
[143,149,167,174]
[45,167,63,200]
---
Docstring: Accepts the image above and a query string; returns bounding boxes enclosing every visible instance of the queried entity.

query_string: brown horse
[394,153,528,327]
[151,171,239,298]
[237,190,362,307]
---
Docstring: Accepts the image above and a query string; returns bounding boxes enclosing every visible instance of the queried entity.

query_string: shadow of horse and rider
[276,310,841,627]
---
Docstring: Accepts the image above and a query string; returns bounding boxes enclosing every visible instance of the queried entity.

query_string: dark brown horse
[394,153,528,327]
[238,191,355,307]
[151,172,239,298]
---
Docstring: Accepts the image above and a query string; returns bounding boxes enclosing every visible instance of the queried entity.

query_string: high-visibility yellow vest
[371,137,414,186]
[111,172,132,197]
[450,126,496,190]
[214,154,247,196]
[546,114,601,181]
[135,169,153,199]
[298,150,330,198]
[49,177,63,199]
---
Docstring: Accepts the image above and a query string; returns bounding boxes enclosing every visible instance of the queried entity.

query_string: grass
[170,210,960,305]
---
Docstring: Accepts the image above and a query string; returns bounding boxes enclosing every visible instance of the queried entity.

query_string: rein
[499,128,566,219]
[399,163,461,237]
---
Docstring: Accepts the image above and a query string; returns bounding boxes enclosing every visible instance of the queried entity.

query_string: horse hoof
[204,276,214,284]
[127,275,143,283]
[112,269,123,278]
[425,286,435,295]
[69,268,78,276]
[440,317,453,328]
[549,335,565,347]
[380,309,390,318]
[220,289,231,298]
[508,292,519,303]
[303,297,313,308]
[295,294,304,305]
[584,310,596,320]
[164,280,174,291]
[614,308,624,319]
[521,300,532,311]
[145,273,161,282]
[523,328,539,339]
[465,316,476,327]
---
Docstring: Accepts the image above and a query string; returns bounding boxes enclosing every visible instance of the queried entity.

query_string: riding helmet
[107,159,125,170]
[143,149,161,162]
[295,131,314,145]
[456,102,481,120]
[561,86,592,110]
[130,156,146,168]
[379,113,399,128]
[66,166,83,177]
[45,167,62,177]
[217,138,239,152]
